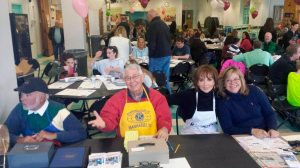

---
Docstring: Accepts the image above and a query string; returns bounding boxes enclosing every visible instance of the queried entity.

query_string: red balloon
[251,10,258,19]
[224,1,230,11]
[295,0,300,5]
[139,0,149,9]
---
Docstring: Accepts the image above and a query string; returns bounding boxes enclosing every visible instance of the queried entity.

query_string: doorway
[182,10,193,29]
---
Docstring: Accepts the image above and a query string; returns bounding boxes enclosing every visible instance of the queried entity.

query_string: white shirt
[28,100,49,116]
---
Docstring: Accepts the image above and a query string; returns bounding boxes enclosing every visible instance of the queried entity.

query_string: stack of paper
[48,81,74,89]
[124,131,139,151]
[87,152,122,168]
[55,89,96,97]
[235,136,300,168]
[78,80,102,89]
[103,81,127,90]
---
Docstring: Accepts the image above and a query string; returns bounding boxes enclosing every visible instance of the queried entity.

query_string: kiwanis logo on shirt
[127,110,152,129]
[127,109,151,122]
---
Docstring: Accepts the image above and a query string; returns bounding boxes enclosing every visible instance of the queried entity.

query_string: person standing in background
[258,18,277,43]
[48,20,64,61]
[146,9,172,94]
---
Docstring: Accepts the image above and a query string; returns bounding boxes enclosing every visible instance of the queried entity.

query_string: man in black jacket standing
[48,20,64,61]
[146,9,172,93]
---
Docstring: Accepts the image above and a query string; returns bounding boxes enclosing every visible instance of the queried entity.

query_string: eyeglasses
[226,78,240,83]
[124,74,141,82]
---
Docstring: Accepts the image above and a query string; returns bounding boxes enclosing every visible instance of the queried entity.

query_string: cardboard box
[8,142,54,168]
[128,139,169,166]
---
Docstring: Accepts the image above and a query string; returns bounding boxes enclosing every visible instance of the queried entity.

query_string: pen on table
[174,144,180,154]
[167,140,174,152]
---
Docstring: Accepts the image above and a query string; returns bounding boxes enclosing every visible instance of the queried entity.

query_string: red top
[240,38,253,52]
[99,88,172,137]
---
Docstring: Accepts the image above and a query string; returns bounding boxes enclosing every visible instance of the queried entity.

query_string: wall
[109,0,183,26]
[61,0,87,50]
[0,0,19,123]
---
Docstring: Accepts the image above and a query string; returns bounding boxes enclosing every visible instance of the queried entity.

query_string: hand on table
[268,129,280,138]
[88,111,106,129]
[34,130,57,142]
[155,127,169,141]
[172,56,178,60]
[17,136,38,143]
[251,128,269,138]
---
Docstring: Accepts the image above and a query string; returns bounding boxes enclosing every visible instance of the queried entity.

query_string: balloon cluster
[72,0,106,18]
[210,0,230,11]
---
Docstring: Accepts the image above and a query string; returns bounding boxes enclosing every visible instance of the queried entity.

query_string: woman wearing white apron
[167,65,220,134]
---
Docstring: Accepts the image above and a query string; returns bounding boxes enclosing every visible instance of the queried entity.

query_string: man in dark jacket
[282,21,299,50]
[146,9,172,93]
[269,44,300,95]
[48,20,64,60]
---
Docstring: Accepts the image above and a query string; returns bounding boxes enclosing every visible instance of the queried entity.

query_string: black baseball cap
[14,78,49,94]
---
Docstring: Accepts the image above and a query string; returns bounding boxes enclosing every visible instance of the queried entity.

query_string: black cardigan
[167,89,214,122]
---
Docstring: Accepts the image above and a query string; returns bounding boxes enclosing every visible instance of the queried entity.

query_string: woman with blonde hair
[216,67,279,138]
[109,26,131,63]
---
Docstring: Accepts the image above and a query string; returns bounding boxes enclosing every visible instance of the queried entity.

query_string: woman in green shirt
[287,60,300,106]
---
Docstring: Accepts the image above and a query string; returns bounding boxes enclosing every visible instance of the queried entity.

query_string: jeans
[149,56,172,94]
[53,43,64,60]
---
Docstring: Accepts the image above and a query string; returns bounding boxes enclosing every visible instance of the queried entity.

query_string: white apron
[181,92,219,134]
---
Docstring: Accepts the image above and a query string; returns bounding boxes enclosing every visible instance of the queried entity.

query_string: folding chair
[265,77,300,128]
[247,64,269,85]
[170,61,191,92]
[40,61,61,84]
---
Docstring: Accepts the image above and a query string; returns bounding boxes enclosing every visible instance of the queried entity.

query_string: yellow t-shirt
[287,72,300,106]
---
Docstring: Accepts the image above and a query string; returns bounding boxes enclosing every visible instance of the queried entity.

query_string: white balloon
[88,0,105,10]
[210,0,224,10]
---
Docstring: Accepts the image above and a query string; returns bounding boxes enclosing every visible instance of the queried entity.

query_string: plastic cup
[64,78,69,82]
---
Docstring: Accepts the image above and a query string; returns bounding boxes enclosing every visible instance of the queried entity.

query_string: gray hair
[125,63,143,75]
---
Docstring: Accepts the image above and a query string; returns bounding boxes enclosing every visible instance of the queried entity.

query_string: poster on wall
[158,7,176,23]
[110,7,123,24]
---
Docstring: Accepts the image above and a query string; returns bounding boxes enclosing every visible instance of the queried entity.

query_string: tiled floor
[35,54,300,139]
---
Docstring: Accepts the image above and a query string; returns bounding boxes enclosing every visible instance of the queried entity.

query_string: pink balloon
[130,0,135,3]
[72,0,88,18]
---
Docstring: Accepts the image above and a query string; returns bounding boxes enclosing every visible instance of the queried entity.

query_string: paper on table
[103,81,127,90]
[161,157,191,168]
[78,80,102,89]
[48,81,74,89]
[281,135,300,141]
[55,89,96,97]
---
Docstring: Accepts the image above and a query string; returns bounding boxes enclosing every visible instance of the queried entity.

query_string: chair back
[247,64,269,84]
[28,59,40,77]
[172,61,191,78]
[41,61,61,84]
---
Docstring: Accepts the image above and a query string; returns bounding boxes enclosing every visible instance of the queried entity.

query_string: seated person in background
[167,65,220,134]
[287,60,300,106]
[282,21,299,50]
[221,36,240,61]
[233,40,273,68]
[88,64,172,141]
[190,32,213,65]
[262,32,278,55]
[269,44,299,94]
[217,67,279,138]
[239,31,253,53]
[59,52,78,79]
[130,37,149,63]
[92,46,125,78]
[5,78,86,147]
[172,37,190,60]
